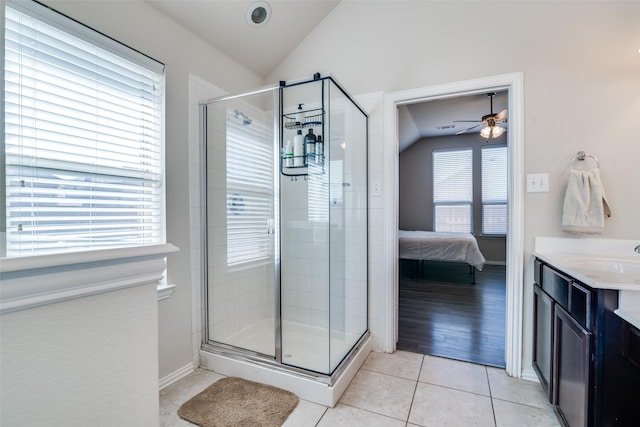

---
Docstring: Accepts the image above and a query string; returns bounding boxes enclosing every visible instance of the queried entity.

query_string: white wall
[1,285,159,426]
[40,0,264,380]
[269,1,640,369]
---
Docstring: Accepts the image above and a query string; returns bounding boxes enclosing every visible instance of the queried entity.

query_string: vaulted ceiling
[145,1,508,151]
[145,0,340,78]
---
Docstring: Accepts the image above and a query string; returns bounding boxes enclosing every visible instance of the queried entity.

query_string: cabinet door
[533,284,554,401]
[554,305,592,427]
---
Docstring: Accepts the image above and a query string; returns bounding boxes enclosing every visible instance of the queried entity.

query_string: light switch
[527,173,549,193]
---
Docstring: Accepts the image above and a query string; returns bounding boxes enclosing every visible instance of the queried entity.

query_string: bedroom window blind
[225,109,274,267]
[3,0,165,257]
[481,145,508,235]
[433,148,472,233]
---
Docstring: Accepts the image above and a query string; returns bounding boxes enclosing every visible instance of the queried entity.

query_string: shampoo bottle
[305,128,316,163]
[293,130,304,167]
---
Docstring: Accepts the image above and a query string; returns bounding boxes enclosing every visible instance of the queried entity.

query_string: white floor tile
[339,369,416,420]
[158,355,559,427]
[486,367,549,409]
[282,399,327,427]
[159,400,195,427]
[419,355,490,396]
[409,382,495,427]
[317,404,406,427]
[159,368,225,406]
[361,350,423,380]
[493,399,561,427]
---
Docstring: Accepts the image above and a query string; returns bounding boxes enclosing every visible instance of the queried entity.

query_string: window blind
[433,149,472,233]
[226,109,274,267]
[481,145,508,235]
[4,1,165,257]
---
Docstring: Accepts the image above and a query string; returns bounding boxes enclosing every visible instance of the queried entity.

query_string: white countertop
[534,237,640,328]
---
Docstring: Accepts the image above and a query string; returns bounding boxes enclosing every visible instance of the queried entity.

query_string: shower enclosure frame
[199,74,369,388]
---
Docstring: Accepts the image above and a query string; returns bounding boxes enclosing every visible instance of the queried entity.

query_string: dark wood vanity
[533,258,640,427]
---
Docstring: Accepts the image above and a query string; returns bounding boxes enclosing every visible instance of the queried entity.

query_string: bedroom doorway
[396,92,508,367]
[382,73,525,377]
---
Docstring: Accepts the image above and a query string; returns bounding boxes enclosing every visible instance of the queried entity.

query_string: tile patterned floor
[159,351,561,427]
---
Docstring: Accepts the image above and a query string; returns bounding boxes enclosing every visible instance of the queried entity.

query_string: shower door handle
[267,218,275,235]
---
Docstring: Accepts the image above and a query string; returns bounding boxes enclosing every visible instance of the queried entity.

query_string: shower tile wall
[280,176,330,329]
[342,124,368,339]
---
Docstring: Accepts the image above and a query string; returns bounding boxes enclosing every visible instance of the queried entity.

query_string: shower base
[200,320,371,407]
[222,318,362,373]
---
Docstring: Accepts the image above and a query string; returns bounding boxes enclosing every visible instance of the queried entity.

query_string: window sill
[157,283,177,301]
[0,243,180,313]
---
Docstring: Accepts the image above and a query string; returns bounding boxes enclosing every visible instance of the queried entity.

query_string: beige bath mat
[177,377,299,427]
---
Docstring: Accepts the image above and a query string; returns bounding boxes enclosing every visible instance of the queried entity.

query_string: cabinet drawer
[570,281,593,331]
[542,265,570,311]
[534,259,542,285]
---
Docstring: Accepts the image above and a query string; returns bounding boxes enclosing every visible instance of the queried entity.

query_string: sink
[562,257,640,284]
[572,258,640,274]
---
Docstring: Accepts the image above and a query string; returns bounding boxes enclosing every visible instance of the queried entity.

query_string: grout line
[337,402,411,424]
[486,365,493,398]
[491,396,552,411]
[404,355,425,423]
[313,407,329,427]
[486,366,499,427]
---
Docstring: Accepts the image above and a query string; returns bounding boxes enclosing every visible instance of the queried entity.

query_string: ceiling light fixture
[480,118,505,139]
[247,1,271,27]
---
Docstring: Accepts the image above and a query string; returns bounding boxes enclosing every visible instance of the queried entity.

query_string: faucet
[635,245,640,253]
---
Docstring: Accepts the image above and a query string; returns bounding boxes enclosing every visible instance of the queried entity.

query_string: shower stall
[199,75,369,404]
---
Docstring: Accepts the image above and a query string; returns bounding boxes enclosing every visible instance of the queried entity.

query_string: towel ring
[570,151,600,172]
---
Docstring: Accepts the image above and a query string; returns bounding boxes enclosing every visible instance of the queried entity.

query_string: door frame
[381,72,524,377]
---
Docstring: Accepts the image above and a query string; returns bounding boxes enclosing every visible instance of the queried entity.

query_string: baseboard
[520,366,540,383]
[159,362,195,390]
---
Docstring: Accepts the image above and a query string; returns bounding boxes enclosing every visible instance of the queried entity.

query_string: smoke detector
[247,2,271,27]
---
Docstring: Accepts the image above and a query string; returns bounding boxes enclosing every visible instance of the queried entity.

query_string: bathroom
[1,1,638,426]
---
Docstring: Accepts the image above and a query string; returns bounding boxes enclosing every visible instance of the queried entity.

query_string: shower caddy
[280,73,330,177]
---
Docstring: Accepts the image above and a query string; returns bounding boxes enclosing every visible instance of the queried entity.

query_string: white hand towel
[561,169,611,234]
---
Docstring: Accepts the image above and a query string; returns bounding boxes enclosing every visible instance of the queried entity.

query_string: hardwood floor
[397,260,506,368]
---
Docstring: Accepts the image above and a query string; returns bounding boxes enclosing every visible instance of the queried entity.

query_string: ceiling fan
[453,92,507,139]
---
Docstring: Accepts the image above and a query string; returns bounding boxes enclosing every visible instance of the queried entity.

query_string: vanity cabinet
[532,258,633,427]
[554,304,591,427]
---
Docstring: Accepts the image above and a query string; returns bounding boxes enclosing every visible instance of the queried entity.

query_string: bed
[398,230,486,283]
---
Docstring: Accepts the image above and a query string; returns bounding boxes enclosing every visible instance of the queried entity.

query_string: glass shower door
[327,80,368,373]
[204,89,278,357]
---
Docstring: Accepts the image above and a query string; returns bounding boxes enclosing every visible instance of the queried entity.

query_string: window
[433,149,472,233]
[3,0,165,257]
[482,145,508,235]
[226,108,274,267]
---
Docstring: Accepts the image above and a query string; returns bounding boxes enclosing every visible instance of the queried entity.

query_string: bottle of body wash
[293,130,304,167]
